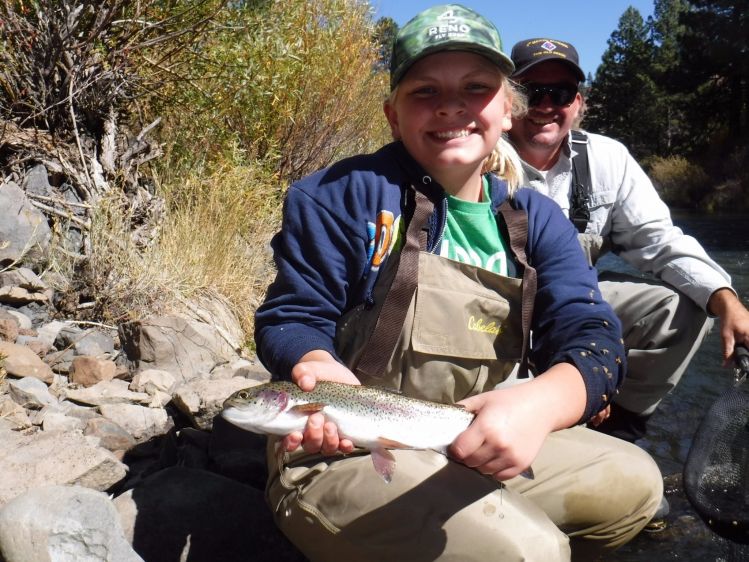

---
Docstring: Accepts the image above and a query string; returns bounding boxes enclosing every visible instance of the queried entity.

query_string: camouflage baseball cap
[389,4,514,90]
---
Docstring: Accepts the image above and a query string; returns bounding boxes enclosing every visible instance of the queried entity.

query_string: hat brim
[391,43,515,90]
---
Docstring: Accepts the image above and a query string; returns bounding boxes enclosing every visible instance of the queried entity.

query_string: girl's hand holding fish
[451,387,544,481]
[290,350,362,392]
[284,350,361,456]
[452,363,588,481]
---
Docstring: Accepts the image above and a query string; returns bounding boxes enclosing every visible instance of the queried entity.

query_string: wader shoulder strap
[354,188,433,379]
[498,201,537,378]
[570,130,591,233]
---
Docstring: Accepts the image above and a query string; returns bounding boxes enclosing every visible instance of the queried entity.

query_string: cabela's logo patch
[468,316,502,336]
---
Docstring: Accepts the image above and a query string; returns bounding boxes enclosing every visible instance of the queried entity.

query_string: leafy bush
[647,155,710,208]
[158,0,389,184]
[75,0,389,337]
[3,0,389,342]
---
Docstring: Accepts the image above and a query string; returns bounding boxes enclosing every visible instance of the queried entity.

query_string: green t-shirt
[439,175,508,276]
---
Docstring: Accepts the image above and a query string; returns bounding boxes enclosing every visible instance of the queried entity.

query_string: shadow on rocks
[120,466,306,562]
[112,415,307,561]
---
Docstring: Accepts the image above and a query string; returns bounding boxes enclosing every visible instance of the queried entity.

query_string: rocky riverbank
[0,176,306,561]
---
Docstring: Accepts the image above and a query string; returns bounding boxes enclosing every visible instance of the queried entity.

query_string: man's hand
[708,288,749,365]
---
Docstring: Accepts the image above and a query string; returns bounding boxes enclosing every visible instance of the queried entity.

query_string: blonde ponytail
[483,79,528,196]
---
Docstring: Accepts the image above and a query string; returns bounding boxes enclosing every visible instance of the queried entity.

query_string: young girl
[254,4,662,560]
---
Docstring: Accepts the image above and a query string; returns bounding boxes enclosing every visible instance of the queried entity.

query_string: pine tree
[373,17,398,72]
[676,0,749,160]
[648,0,689,153]
[586,7,659,159]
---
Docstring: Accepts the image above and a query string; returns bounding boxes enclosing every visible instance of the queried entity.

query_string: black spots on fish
[369,385,403,396]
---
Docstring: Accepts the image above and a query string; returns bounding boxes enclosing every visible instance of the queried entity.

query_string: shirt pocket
[586,187,617,234]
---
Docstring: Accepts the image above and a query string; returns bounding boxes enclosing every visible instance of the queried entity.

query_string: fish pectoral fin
[376,436,413,450]
[273,440,287,475]
[370,447,396,484]
[289,402,326,414]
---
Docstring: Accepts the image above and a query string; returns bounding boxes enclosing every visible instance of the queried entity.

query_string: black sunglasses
[520,82,579,107]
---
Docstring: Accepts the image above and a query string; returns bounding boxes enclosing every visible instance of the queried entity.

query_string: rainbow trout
[222,381,533,483]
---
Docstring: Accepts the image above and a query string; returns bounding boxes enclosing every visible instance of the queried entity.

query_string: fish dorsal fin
[289,402,326,414]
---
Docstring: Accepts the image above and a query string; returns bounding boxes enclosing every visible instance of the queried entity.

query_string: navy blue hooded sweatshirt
[255,141,625,422]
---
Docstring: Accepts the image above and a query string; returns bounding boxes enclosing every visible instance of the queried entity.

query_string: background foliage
[0,0,389,342]
[1,0,744,348]
[585,0,748,209]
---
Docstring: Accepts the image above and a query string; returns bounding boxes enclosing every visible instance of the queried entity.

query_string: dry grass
[151,162,282,337]
[61,160,280,342]
[43,0,390,350]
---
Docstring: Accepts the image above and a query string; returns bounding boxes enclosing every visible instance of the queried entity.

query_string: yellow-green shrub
[159,0,389,184]
[80,0,390,340]
[50,0,388,341]
[647,155,710,208]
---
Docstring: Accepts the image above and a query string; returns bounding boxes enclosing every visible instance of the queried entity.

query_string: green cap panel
[390,4,514,90]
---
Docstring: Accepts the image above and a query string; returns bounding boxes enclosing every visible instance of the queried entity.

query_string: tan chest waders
[266,184,663,562]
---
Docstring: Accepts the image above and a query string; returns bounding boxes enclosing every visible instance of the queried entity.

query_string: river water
[602,211,749,561]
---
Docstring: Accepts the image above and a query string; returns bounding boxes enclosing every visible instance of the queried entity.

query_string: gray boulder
[0,181,51,267]
[0,485,143,562]
[119,315,238,384]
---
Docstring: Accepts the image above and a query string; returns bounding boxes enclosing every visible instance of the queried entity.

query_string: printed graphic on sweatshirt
[367,210,403,272]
